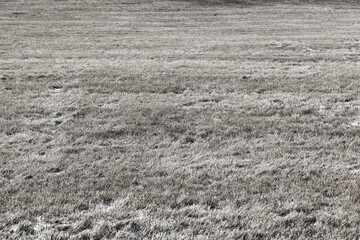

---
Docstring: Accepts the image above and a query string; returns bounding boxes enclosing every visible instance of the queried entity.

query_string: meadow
[1,0,360,239]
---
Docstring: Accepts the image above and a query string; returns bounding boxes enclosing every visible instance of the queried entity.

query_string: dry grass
[1,0,360,239]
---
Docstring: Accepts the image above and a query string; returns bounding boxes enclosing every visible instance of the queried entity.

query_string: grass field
[1,0,360,239]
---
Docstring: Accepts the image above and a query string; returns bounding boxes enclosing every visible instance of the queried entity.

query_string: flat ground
[1,0,360,239]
